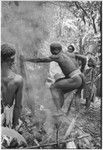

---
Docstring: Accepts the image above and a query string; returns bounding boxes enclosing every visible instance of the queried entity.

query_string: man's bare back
[1,72,23,128]
[1,44,23,129]
[2,73,23,107]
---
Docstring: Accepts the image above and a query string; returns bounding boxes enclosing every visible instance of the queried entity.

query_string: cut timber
[64,118,77,140]
[26,139,74,149]
[66,92,75,115]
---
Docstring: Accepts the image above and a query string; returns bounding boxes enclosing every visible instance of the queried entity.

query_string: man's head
[50,43,62,55]
[88,57,96,68]
[1,44,16,66]
[67,45,75,53]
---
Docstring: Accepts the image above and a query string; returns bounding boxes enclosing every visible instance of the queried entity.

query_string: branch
[82,13,86,24]
[75,2,90,19]
[74,2,80,9]
[64,118,77,140]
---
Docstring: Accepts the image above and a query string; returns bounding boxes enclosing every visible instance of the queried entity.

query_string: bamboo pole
[25,139,73,149]
[19,50,36,115]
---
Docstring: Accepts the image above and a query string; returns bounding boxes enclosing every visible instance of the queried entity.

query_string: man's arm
[25,55,60,63]
[13,76,23,128]
[25,57,53,63]
[75,54,87,72]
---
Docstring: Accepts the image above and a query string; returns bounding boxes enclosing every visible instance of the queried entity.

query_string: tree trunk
[91,16,97,34]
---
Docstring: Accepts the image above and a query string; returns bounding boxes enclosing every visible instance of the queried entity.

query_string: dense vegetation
[1,1,102,149]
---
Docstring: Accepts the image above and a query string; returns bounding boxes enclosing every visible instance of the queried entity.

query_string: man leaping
[23,43,86,115]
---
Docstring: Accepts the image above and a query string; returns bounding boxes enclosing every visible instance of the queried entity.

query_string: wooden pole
[25,139,72,149]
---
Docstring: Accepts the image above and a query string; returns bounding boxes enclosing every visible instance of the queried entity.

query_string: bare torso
[52,52,78,77]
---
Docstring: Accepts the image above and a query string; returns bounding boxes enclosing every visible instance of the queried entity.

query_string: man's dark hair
[50,43,62,53]
[1,44,16,62]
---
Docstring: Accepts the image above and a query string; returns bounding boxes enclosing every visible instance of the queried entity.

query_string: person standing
[1,44,23,129]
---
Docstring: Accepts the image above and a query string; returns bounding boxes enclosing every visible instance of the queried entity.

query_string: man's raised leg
[50,76,82,116]
[50,84,65,116]
[50,84,64,109]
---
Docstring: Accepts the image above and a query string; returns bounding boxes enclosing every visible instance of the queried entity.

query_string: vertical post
[58,4,63,38]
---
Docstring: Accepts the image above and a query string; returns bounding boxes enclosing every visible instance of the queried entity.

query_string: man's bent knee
[50,83,60,93]
[50,84,55,91]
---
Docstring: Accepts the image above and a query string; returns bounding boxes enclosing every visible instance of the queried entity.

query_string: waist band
[69,69,81,78]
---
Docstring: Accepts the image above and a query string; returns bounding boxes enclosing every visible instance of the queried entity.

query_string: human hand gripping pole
[19,55,26,62]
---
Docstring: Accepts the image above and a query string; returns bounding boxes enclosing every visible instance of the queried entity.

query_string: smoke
[1,1,51,113]
[1,1,80,136]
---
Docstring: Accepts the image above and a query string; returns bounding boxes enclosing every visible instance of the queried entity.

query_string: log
[66,91,76,115]
[26,139,73,149]
[64,117,77,140]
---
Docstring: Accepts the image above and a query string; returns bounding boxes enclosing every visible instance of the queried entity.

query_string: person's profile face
[51,48,61,55]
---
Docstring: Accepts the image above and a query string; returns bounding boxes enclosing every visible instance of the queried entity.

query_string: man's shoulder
[50,54,59,60]
[14,74,23,85]
[64,51,74,57]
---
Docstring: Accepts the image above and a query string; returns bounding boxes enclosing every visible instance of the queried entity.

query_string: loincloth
[68,69,81,78]
[56,69,86,90]
[68,69,86,95]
